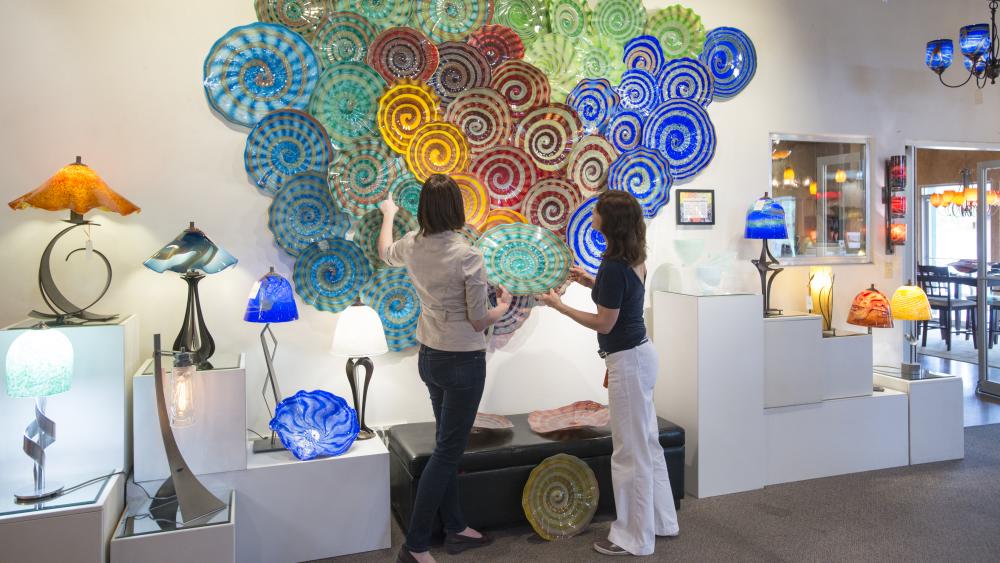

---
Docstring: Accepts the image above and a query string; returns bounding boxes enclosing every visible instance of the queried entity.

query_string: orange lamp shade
[847,285,893,329]
[8,157,140,216]
[989,191,1000,206]
[942,190,956,205]
[890,223,907,245]
[891,284,932,321]
[783,166,795,181]
[952,190,966,206]
[964,186,978,204]
[929,193,943,207]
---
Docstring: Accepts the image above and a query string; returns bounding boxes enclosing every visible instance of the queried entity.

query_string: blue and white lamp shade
[143,224,238,275]
[745,195,788,240]
[960,24,991,59]
[244,270,299,324]
[926,39,954,72]
[4,327,73,399]
[966,52,991,73]
[269,389,359,461]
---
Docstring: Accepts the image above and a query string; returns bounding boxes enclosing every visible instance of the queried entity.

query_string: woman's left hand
[535,289,563,309]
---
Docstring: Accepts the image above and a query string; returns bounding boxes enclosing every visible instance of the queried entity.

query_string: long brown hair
[596,190,647,266]
[417,174,465,234]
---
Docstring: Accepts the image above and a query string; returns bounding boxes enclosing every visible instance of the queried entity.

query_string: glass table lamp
[808,267,835,335]
[8,156,140,323]
[4,326,73,502]
[330,304,388,440]
[847,284,894,334]
[143,222,237,369]
[745,193,788,317]
[891,282,933,379]
[244,267,299,453]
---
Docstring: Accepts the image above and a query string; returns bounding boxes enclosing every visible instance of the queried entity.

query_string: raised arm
[377,197,399,264]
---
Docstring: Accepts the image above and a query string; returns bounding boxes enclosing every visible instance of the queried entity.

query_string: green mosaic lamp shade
[4,328,74,398]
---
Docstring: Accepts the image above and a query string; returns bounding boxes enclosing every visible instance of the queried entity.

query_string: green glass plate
[524,33,581,101]
[415,0,494,43]
[334,0,412,29]
[645,4,706,59]
[307,62,386,149]
[475,222,571,295]
[548,0,589,39]
[591,0,646,48]
[574,35,626,85]
[522,453,599,541]
[494,0,549,47]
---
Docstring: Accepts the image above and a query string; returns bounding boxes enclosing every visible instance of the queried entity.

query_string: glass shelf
[116,486,233,539]
[0,472,112,518]
[141,354,242,375]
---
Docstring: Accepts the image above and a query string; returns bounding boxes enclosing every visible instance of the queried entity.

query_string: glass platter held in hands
[475,223,572,295]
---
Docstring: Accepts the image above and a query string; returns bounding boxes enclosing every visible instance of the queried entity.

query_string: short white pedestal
[653,291,765,498]
[820,331,873,400]
[0,316,139,478]
[874,372,964,464]
[0,472,125,563]
[110,490,235,563]
[133,354,247,482]
[764,314,824,408]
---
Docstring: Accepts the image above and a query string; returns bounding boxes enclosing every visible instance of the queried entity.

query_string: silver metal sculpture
[15,397,62,501]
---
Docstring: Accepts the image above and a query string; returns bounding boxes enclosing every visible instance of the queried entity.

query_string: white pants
[605,341,679,555]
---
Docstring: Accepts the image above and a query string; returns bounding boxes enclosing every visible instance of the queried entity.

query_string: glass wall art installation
[847,284,894,333]
[522,453,599,541]
[269,389,360,461]
[528,400,610,434]
[8,156,140,323]
[745,193,788,317]
[201,1,759,347]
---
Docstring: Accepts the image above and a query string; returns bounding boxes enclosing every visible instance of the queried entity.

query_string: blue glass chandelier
[926,1,999,88]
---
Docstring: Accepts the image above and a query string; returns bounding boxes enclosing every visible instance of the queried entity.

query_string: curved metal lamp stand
[752,239,784,317]
[252,323,285,453]
[173,272,215,370]
[346,357,375,440]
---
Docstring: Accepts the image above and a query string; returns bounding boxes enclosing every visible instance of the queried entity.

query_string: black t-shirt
[592,259,647,354]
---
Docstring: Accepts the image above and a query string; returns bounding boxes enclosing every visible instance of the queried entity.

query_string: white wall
[1,0,997,433]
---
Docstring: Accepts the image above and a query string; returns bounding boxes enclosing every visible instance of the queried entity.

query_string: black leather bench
[387,413,685,534]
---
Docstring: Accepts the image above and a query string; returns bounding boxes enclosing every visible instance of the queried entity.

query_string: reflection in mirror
[769,135,871,264]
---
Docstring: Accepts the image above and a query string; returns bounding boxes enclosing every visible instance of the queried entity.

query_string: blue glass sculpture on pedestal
[244,267,299,453]
[745,193,788,317]
[270,390,360,460]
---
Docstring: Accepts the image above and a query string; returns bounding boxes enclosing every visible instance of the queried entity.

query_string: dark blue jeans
[404,345,486,553]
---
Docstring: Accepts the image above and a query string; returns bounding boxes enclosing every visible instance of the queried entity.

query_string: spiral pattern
[482,208,528,231]
[493,0,549,47]
[430,42,493,105]
[255,0,332,40]
[204,23,320,127]
[389,174,423,215]
[453,173,491,230]
[490,287,535,336]
[354,208,418,269]
[566,78,619,135]
[617,69,661,116]
[268,171,352,256]
[460,223,482,245]
[293,238,372,313]
[360,267,421,351]
[466,24,525,68]
[607,147,672,218]
[549,0,589,38]
[592,0,646,47]
[475,223,572,295]
[623,35,665,74]
[521,453,599,541]
[607,110,643,153]
[406,121,471,181]
[307,62,386,149]
[645,4,706,59]
[566,135,618,196]
[377,79,443,154]
[415,0,494,43]
[329,137,403,216]
[524,33,581,100]
[567,195,606,275]
[444,88,513,157]
[513,104,582,172]
[367,26,440,83]
[270,390,358,460]
[469,146,536,209]
[311,11,379,67]
[491,59,551,118]
[245,109,333,195]
[700,27,757,100]
[521,177,582,237]
[658,57,714,107]
[642,99,716,182]
[334,0,412,29]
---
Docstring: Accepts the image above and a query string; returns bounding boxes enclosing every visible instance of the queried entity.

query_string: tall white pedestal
[764,314,824,408]
[875,372,964,464]
[653,291,766,498]
[0,317,139,480]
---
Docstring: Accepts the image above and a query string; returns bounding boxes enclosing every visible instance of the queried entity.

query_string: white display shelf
[764,313,824,408]
[874,372,964,464]
[110,490,235,563]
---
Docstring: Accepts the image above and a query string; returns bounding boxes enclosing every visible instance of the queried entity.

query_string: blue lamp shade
[269,390,359,460]
[4,328,73,399]
[143,222,237,274]
[745,195,788,240]
[965,52,991,74]
[244,269,299,323]
[960,24,991,58]
[926,39,954,71]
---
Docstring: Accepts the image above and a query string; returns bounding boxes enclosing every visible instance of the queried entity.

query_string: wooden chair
[918,265,977,351]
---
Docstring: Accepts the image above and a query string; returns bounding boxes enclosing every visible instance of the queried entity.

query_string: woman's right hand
[378,195,398,217]
[496,285,513,307]
[568,266,595,288]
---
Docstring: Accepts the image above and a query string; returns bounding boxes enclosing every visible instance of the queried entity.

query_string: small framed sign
[676,189,715,225]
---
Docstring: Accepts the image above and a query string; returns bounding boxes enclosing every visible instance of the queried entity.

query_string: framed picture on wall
[676,189,716,225]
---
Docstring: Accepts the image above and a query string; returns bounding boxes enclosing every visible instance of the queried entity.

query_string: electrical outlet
[884,260,894,278]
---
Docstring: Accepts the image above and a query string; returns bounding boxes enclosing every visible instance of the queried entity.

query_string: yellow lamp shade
[8,157,140,216]
[942,190,956,205]
[809,182,818,195]
[891,285,932,321]
[989,191,1000,206]
[783,166,795,181]
[834,169,847,183]
[847,285,893,329]
[929,193,943,207]
[964,186,978,204]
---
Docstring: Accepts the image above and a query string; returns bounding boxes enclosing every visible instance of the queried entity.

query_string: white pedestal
[0,472,125,563]
[820,331,873,400]
[110,491,235,563]
[0,316,139,479]
[653,291,766,498]
[133,354,248,482]
[875,372,964,464]
[764,314,824,408]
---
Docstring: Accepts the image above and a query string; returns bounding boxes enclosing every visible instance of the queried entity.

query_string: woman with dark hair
[377,174,512,563]
[536,190,678,557]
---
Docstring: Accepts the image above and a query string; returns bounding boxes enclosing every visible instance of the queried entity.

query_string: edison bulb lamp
[330,304,388,440]
[808,267,835,335]
[4,326,74,501]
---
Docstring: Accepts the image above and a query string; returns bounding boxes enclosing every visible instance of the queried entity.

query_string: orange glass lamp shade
[890,223,907,245]
[8,157,140,217]
[952,190,966,206]
[988,191,1000,206]
[964,186,978,205]
[891,284,932,321]
[847,284,893,329]
[929,193,943,207]
[942,190,956,205]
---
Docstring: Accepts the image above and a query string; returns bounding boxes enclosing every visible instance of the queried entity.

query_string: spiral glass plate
[359,267,420,351]
[471,145,538,208]
[377,79,443,154]
[641,98,716,182]
[491,59,552,118]
[245,109,333,195]
[367,26,440,83]
[513,103,583,172]
[354,208,418,269]
[493,0,548,47]
[311,10,379,67]
[644,4,706,59]
[328,137,404,217]
[658,57,714,107]
[565,135,618,196]
[475,223,572,295]
[415,0,494,43]
[444,87,513,157]
[293,238,372,312]
[268,171,352,256]
[405,121,471,181]
[527,400,610,433]
[467,24,526,68]
[607,147,672,218]
[307,61,386,149]
[700,26,757,101]
[521,177,582,237]
[591,0,646,48]
[522,453,599,540]
[335,0,413,29]
[255,0,333,40]
[566,78,619,136]
[567,195,606,276]
[430,41,493,105]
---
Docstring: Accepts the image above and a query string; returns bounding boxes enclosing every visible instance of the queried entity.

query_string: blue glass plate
[566,78,620,136]
[204,23,320,128]
[268,172,352,257]
[566,196,606,276]
[245,109,334,195]
[270,389,359,460]
[328,136,405,217]
[623,35,665,74]
[641,99,715,182]
[353,208,418,269]
[606,110,643,153]
[475,223,572,296]
[359,268,420,351]
[607,148,672,218]
[699,26,757,101]
[658,57,714,107]
[293,238,372,312]
[616,69,660,116]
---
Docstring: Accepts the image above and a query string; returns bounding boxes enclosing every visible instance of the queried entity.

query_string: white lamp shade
[4,327,74,398]
[330,305,389,358]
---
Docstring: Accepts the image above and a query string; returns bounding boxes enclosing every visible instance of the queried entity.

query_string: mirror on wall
[769,134,871,265]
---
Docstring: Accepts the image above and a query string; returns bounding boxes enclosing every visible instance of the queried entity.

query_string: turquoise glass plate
[268,172,352,257]
[475,223,571,295]
[293,238,372,312]
[245,109,334,195]
[360,267,421,351]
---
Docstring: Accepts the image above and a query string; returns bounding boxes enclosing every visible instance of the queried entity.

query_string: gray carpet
[327,424,1000,562]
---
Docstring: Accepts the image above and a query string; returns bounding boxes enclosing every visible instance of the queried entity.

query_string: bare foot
[456,526,482,539]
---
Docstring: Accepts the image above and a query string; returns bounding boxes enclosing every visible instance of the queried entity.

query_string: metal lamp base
[14,482,63,503]
[899,362,924,380]
[252,434,286,454]
[346,357,376,441]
